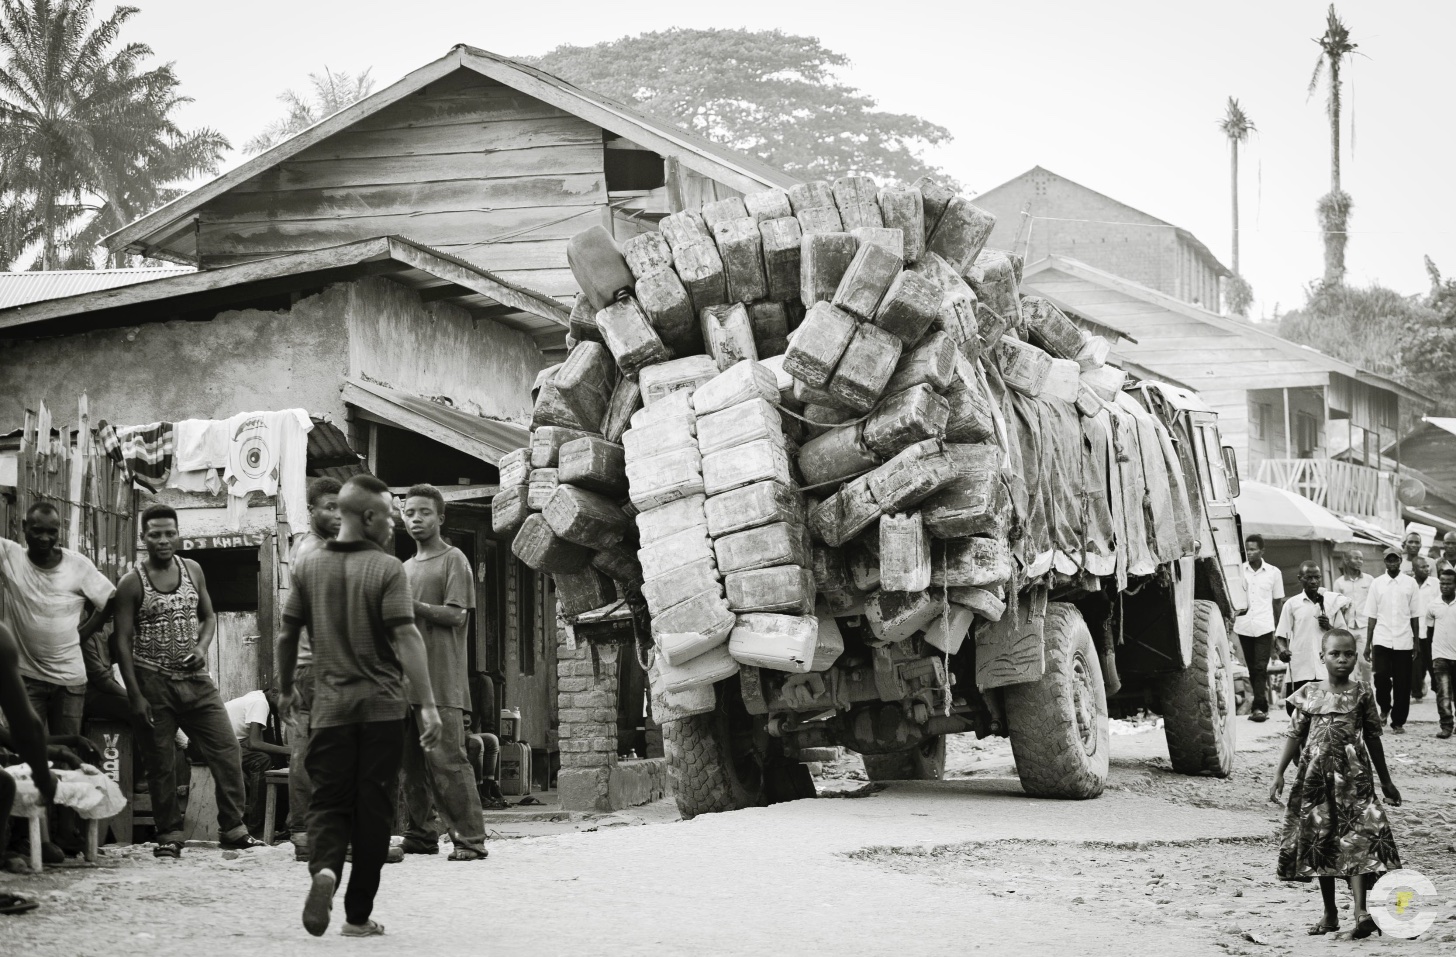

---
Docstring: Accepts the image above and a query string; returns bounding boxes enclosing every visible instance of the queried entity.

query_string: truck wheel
[860,735,947,781]
[663,677,813,818]
[1160,599,1236,777]
[1003,603,1109,799]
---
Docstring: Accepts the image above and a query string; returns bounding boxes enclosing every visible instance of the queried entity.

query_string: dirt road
[6,701,1454,956]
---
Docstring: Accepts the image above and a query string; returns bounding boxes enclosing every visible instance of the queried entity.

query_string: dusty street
[6,701,1454,956]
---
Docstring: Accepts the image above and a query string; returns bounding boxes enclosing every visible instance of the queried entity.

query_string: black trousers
[1239,632,1273,714]
[1411,637,1432,697]
[1372,645,1414,729]
[304,719,405,926]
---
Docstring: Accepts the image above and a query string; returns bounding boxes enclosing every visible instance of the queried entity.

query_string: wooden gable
[196,71,604,297]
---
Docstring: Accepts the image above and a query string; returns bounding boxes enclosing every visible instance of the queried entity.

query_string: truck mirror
[1222,446,1241,498]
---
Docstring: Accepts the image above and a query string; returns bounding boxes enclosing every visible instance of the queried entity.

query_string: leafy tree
[1400,258,1456,413]
[1308,5,1359,285]
[0,0,227,268]
[244,66,374,154]
[530,29,955,187]
[1279,282,1429,378]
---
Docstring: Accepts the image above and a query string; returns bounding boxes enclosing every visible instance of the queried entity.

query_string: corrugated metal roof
[306,418,360,469]
[0,268,193,309]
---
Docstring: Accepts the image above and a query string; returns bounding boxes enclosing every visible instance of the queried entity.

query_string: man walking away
[1425,567,1456,740]
[1234,534,1284,722]
[1411,557,1439,701]
[113,504,265,857]
[1365,546,1420,733]
[277,475,442,938]
[1274,562,1351,713]
[399,484,487,861]
[286,477,341,861]
[225,688,289,839]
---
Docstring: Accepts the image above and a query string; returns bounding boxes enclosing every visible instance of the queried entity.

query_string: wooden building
[3,46,795,789]
[1021,255,1425,534]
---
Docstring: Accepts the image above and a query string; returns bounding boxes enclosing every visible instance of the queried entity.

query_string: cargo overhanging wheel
[1003,603,1109,799]
[860,735,947,781]
[1160,599,1236,777]
[663,675,814,818]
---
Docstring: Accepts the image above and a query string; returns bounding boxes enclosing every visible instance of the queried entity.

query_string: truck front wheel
[1160,599,1236,777]
[1003,603,1110,799]
[663,676,815,818]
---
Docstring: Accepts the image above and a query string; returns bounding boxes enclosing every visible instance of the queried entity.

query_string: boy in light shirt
[1274,562,1351,714]
[1424,566,1456,740]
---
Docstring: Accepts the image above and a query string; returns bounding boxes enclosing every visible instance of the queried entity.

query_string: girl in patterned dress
[1269,628,1402,939]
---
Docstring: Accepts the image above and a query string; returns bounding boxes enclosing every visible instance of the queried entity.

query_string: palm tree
[244,67,375,154]
[0,0,227,269]
[1218,97,1255,277]
[1308,4,1358,286]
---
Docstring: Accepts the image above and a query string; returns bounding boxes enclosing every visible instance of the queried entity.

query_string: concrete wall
[344,276,546,426]
[0,285,350,431]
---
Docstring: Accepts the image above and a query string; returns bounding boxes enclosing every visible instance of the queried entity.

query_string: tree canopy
[529,29,955,187]
[244,66,375,154]
[0,0,226,268]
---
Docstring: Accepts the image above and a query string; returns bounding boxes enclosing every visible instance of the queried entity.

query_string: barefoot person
[113,504,265,857]
[1270,629,1401,939]
[277,475,442,938]
[398,484,487,861]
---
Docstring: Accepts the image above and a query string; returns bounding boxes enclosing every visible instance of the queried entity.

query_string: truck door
[1189,415,1247,617]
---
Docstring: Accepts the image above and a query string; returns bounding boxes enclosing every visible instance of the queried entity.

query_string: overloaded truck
[494,174,1250,819]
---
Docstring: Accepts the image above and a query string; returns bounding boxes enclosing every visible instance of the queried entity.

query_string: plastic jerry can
[727,613,819,673]
[499,740,533,797]
[499,709,522,742]
[568,225,635,311]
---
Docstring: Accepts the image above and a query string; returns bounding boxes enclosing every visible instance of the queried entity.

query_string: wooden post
[1282,388,1293,460]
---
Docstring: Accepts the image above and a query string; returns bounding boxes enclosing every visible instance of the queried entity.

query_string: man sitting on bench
[225,688,290,840]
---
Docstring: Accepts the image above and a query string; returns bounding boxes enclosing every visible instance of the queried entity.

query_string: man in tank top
[113,504,264,857]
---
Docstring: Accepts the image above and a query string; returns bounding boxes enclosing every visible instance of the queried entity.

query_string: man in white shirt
[1399,531,1425,576]
[1274,561,1351,713]
[1424,566,1456,739]
[1233,534,1284,722]
[1412,556,1439,702]
[1365,546,1421,732]
[225,688,289,838]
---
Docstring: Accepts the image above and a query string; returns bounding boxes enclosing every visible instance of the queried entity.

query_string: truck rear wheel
[663,676,815,818]
[1003,603,1109,799]
[1160,599,1236,777]
[860,735,947,781]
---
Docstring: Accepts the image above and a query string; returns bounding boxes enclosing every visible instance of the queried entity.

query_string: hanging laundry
[173,418,230,471]
[167,468,223,496]
[96,420,173,487]
[221,410,313,534]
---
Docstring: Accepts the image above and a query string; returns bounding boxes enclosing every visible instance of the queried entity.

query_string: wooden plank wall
[197,70,607,298]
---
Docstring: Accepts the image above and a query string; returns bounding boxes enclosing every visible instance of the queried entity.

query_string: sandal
[448,845,488,861]
[0,892,39,915]
[1350,914,1382,939]
[1308,918,1339,935]
[153,841,183,859]
[341,919,385,937]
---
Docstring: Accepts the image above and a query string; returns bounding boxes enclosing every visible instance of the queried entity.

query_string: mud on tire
[860,735,947,782]
[1003,603,1110,799]
[1160,599,1236,777]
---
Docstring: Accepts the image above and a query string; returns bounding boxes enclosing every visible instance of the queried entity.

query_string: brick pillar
[556,619,620,810]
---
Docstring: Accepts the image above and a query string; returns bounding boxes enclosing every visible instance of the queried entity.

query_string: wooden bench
[10,808,99,873]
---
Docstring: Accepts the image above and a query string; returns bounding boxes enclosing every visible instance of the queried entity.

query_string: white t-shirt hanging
[222,410,313,534]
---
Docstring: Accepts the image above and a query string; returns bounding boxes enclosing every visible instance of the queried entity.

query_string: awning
[342,378,528,467]
[1235,480,1355,542]
[1405,505,1456,537]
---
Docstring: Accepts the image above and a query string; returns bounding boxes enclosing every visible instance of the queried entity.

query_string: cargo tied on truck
[495,175,1251,819]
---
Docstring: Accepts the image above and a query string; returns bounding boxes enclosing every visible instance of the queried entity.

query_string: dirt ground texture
[5,698,1455,956]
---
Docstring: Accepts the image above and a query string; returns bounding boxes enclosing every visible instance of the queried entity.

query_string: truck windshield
[1196,425,1230,502]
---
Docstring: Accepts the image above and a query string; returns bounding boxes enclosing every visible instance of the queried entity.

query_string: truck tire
[1160,599,1236,777]
[1003,603,1109,799]
[663,677,814,818]
[860,735,947,781]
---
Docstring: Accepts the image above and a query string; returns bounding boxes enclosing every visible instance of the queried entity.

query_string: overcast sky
[128,0,1447,318]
